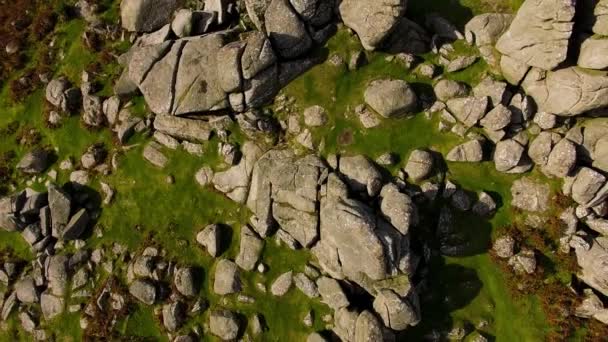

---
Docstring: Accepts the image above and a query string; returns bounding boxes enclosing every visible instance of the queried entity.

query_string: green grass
[0,0,579,340]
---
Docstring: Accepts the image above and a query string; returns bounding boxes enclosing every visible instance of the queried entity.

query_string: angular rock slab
[522,67,608,116]
[496,0,575,70]
[339,0,406,50]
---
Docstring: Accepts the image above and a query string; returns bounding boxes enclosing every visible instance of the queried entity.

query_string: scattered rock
[364,79,417,118]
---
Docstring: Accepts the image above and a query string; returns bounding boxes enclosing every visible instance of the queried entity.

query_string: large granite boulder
[594,0,608,36]
[313,174,388,282]
[339,0,406,50]
[522,67,608,116]
[575,238,608,297]
[265,0,312,59]
[209,310,240,340]
[465,13,513,48]
[153,115,212,142]
[121,0,179,32]
[247,151,326,243]
[364,79,417,118]
[578,36,608,70]
[496,0,575,70]
[379,183,418,235]
[373,289,419,331]
[339,155,383,197]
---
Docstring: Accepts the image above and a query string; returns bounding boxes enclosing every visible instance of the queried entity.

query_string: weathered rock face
[364,79,418,118]
[578,37,608,70]
[209,310,240,340]
[434,79,468,102]
[265,0,312,59]
[379,183,418,235]
[315,175,387,282]
[446,140,484,162]
[373,289,418,331]
[522,67,608,116]
[153,115,212,142]
[446,96,489,127]
[594,0,608,35]
[575,238,608,297]
[214,259,241,295]
[247,150,326,244]
[339,155,383,197]
[496,0,575,71]
[339,0,406,50]
[465,13,513,48]
[121,0,179,32]
[235,225,264,271]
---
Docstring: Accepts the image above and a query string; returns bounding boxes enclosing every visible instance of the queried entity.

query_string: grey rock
[354,310,384,342]
[446,96,488,127]
[48,186,71,237]
[576,238,608,296]
[217,42,245,94]
[479,104,512,131]
[404,149,434,181]
[47,255,68,296]
[102,96,121,126]
[15,276,38,304]
[522,67,608,117]
[129,279,156,305]
[508,249,536,274]
[473,77,509,107]
[339,155,383,196]
[17,150,50,175]
[594,0,608,35]
[120,0,179,32]
[364,79,417,118]
[528,131,561,166]
[472,192,497,217]
[446,56,478,73]
[241,32,277,80]
[40,292,64,320]
[303,105,328,127]
[265,0,312,59]
[172,36,229,115]
[465,13,513,47]
[494,139,530,173]
[493,235,515,258]
[317,276,349,310]
[545,138,576,178]
[214,259,241,295]
[496,0,575,70]
[143,142,168,168]
[339,0,406,50]
[61,208,89,240]
[162,301,185,332]
[82,95,105,127]
[373,289,418,331]
[379,183,418,235]
[294,273,319,298]
[446,140,484,162]
[210,309,240,341]
[578,36,608,70]
[271,271,293,296]
[333,307,358,342]
[533,112,557,130]
[175,267,197,297]
[154,115,212,143]
[236,225,264,271]
[511,177,550,212]
[197,224,222,257]
[434,79,468,102]
[571,167,607,206]
[171,9,193,38]
[213,142,263,203]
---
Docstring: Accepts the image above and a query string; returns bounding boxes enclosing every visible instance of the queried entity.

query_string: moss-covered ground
[0,0,591,341]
